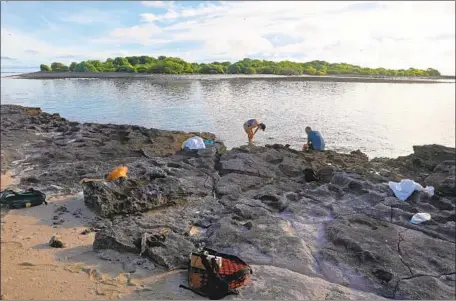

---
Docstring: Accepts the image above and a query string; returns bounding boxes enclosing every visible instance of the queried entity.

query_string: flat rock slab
[318,214,455,298]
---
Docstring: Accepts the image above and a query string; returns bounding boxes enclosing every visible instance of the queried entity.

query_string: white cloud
[3,1,455,74]
[149,0,453,74]
[92,21,171,46]
[1,56,17,61]
[107,23,163,45]
[140,13,159,22]
[141,1,174,9]
[0,27,188,66]
[1,27,130,65]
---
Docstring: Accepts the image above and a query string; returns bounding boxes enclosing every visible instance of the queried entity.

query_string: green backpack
[0,188,47,209]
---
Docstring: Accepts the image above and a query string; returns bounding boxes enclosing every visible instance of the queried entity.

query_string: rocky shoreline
[8,72,456,84]
[1,104,455,300]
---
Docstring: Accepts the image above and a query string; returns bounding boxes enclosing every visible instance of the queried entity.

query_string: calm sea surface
[1,75,455,158]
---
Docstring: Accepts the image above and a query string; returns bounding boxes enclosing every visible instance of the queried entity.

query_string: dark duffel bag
[0,188,47,209]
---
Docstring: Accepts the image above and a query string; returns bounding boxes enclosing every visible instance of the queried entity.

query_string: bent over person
[303,126,325,151]
[243,119,266,144]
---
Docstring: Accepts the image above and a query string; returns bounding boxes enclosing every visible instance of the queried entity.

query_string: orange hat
[106,166,128,181]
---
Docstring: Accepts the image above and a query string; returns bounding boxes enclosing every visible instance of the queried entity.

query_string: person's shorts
[243,122,251,133]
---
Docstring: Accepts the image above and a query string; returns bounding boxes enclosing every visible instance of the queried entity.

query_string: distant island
[38,56,443,77]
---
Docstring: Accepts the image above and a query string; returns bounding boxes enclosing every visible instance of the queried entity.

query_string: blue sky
[1,1,455,74]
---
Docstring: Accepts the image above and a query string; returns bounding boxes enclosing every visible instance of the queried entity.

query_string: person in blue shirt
[303,126,325,151]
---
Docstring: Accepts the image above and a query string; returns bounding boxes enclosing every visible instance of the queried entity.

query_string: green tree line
[40,56,441,77]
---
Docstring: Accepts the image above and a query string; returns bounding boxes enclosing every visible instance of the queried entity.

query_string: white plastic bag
[182,136,206,150]
[410,213,431,224]
[388,179,434,201]
[388,179,421,201]
[421,186,435,196]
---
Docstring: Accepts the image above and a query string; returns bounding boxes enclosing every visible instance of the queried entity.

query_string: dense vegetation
[40,56,441,77]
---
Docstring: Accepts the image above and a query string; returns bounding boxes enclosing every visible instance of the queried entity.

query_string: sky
[1,1,455,75]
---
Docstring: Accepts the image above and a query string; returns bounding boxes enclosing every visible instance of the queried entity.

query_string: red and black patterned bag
[179,247,253,300]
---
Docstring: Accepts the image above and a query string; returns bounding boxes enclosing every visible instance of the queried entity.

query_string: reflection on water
[1,77,455,158]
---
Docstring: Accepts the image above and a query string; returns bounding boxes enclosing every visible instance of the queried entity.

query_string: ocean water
[1,75,455,158]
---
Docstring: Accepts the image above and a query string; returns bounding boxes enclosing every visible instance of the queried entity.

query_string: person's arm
[252,120,261,135]
[303,134,310,151]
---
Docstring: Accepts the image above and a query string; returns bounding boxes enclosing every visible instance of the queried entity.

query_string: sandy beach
[1,172,131,299]
[0,172,195,300]
[0,173,14,190]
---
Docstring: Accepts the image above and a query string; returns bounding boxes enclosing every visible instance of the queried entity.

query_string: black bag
[0,188,47,209]
[304,168,320,182]
[180,248,253,300]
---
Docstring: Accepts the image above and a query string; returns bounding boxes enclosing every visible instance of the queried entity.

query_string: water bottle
[410,213,431,224]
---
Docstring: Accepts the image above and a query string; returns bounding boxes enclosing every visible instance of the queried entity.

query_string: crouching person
[303,126,325,151]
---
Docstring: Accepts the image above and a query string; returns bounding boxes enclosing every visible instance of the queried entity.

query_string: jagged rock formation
[1,105,454,300]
